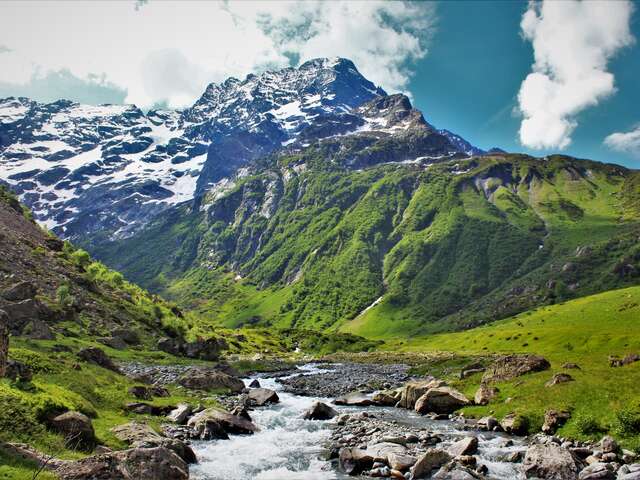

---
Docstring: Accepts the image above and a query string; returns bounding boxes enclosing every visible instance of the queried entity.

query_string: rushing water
[190,365,527,480]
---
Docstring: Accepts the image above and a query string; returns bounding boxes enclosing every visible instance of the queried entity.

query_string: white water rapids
[190,364,527,479]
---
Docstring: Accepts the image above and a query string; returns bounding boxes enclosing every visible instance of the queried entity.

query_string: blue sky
[411,1,640,168]
[0,0,638,167]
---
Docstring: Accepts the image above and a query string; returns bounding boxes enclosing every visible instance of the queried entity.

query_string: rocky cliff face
[0,58,479,248]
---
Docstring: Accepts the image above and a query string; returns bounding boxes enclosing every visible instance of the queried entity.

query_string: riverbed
[190,364,528,479]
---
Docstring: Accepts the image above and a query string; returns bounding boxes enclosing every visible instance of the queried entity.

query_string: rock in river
[303,401,338,420]
[523,443,579,480]
[248,387,280,406]
[187,408,258,435]
[414,387,470,414]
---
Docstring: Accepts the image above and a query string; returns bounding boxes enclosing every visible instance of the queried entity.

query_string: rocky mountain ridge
[0,58,481,247]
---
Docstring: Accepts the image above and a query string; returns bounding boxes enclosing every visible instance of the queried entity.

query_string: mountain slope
[0,58,479,248]
[95,148,640,337]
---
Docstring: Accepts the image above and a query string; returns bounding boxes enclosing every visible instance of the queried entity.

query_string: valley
[0,57,639,480]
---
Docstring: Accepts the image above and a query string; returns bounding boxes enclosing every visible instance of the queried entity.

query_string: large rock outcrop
[523,444,579,480]
[414,387,470,414]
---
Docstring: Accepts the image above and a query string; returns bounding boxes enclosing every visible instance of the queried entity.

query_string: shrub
[574,412,605,436]
[71,249,91,268]
[615,408,640,436]
[56,284,75,308]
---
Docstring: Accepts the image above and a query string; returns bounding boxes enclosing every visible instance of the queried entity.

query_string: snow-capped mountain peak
[0,58,482,245]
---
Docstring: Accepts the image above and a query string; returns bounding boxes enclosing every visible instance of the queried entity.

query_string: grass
[386,285,640,448]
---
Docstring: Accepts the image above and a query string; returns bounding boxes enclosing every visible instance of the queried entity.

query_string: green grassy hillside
[95,151,640,337]
[393,285,640,448]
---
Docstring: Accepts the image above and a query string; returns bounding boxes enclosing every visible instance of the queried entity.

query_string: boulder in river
[55,446,188,480]
[303,401,338,420]
[476,416,499,431]
[366,442,408,462]
[178,368,244,393]
[523,443,579,480]
[387,452,417,472]
[339,447,374,475]
[414,387,470,414]
[410,449,452,478]
[397,379,446,409]
[187,408,258,435]
[373,390,399,406]
[447,436,478,457]
[334,391,375,407]
[167,404,192,424]
[248,387,280,406]
[249,379,261,388]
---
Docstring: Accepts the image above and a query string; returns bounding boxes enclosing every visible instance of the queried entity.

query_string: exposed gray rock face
[187,408,258,436]
[523,443,579,480]
[0,59,479,251]
[410,449,452,478]
[447,437,478,457]
[334,391,375,407]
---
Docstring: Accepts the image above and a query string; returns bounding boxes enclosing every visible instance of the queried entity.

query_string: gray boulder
[334,391,375,407]
[51,412,96,451]
[178,368,244,393]
[410,449,452,478]
[415,387,470,414]
[303,401,338,420]
[339,447,373,475]
[523,443,579,480]
[248,388,279,406]
[448,437,478,457]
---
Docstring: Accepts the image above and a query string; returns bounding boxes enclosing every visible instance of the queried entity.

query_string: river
[190,364,528,479]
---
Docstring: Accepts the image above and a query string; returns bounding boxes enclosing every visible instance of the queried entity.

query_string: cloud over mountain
[517,0,634,150]
[0,1,435,108]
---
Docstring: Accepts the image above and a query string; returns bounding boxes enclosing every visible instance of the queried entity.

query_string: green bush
[71,249,91,268]
[56,284,75,308]
[615,408,640,436]
[574,412,605,436]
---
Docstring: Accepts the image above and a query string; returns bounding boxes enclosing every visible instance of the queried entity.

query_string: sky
[0,0,639,167]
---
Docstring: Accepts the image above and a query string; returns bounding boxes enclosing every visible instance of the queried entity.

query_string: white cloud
[517,0,634,150]
[604,125,640,158]
[0,1,435,109]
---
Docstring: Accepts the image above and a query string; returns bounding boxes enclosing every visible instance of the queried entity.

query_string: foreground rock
[542,410,571,434]
[248,388,280,406]
[523,443,579,480]
[55,446,188,480]
[110,421,196,464]
[447,437,478,457]
[187,408,258,436]
[51,412,96,451]
[411,449,452,478]
[415,387,470,414]
[397,379,446,409]
[178,368,244,393]
[303,401,338,420]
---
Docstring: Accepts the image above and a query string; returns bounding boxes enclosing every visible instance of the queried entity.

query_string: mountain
[95,149,640,337]
[0,58,479,248]
[0,184,188,345]
[2,57,638,339]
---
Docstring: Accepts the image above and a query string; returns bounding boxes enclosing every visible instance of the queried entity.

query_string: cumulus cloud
[0,1,435,108]
[517,0,634,150]
[604,125,640,158]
